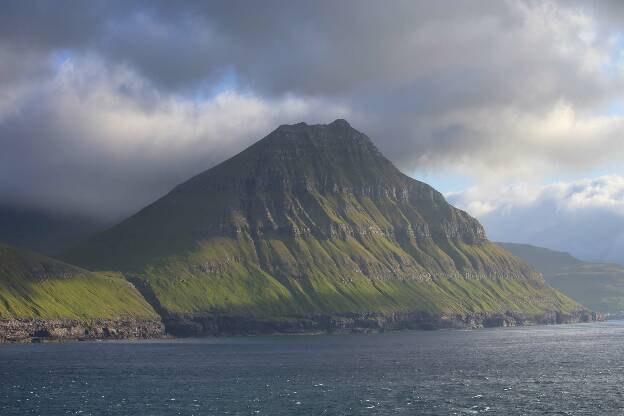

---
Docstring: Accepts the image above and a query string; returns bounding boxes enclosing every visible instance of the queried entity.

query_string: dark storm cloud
[1,1,604,98]
[1,0,624,220]
[1,1,491,92]
[0,54,348,219]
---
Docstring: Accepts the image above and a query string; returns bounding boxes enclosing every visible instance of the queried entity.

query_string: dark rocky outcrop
[162,310,602,337]
[0,317,164,343]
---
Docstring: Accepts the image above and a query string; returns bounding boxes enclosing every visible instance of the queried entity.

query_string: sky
[2,0,624,263]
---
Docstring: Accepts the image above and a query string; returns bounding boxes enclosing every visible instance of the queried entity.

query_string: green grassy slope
[138,238,578,319]
[498,242,624,314]
[0,243,158,319]
[66,120,583,323]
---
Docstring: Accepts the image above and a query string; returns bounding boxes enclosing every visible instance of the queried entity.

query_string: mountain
[0,204,107,255]
[498,242,624,315]
[0,242,163,342]
[66,120,591,335]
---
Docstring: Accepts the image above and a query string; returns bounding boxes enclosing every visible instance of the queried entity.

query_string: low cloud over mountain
[2,0,624,233]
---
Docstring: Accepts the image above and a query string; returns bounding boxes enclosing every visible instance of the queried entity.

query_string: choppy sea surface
[2,321,624,415]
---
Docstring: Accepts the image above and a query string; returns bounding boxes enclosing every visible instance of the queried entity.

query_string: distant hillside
[0,204,107,255]
[498,242,624,315]
[66,120,588,335]
[0,242,162,341]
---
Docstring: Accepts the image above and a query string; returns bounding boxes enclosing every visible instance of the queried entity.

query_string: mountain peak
[277,118,351,131]
[71,119,492,270]
[65,119,583,334]
[164,120,388,203]
[271,119,356,140]
[173,119,394,196]
[328,118,351,128]
[263,119,377,156]
[276,121,308,131]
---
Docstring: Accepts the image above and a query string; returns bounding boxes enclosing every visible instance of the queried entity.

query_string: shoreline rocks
[162,309,603,337]
[0,310,602,343]
[0,317,165,343]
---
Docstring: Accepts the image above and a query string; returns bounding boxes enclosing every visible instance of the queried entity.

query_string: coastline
[0,317,164,343]
[162,309,602,337]
[0,309,601,343]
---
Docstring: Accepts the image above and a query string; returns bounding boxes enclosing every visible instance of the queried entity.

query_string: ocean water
[2,322,624,415]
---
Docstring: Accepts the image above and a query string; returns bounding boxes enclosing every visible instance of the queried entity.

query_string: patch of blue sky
[603,99,624,116]
[602,32,624,77]
[188,65,240,103]
[596,32,624,117]
[536,162,624,188]
[50,49,74,70]
[407,169,475,195]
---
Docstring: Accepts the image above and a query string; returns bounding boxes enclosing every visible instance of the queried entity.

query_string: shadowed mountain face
[498,242,624,315]
[0,204,107,255]
[66,120,583,333]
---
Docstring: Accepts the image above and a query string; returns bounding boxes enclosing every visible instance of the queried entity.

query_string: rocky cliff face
[0,317,164,343]
[164,310,600,337]
[66,120,588,335]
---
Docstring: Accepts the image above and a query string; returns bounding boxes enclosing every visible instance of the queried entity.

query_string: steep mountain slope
[67,120,589,334]
[0,242,162,341]
[498,242,624,315]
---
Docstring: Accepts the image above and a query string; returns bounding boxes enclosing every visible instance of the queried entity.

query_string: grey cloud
[0,58,348,220]
[2,0,624,220]
[2,1,609,100]
[448,176,624,264]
